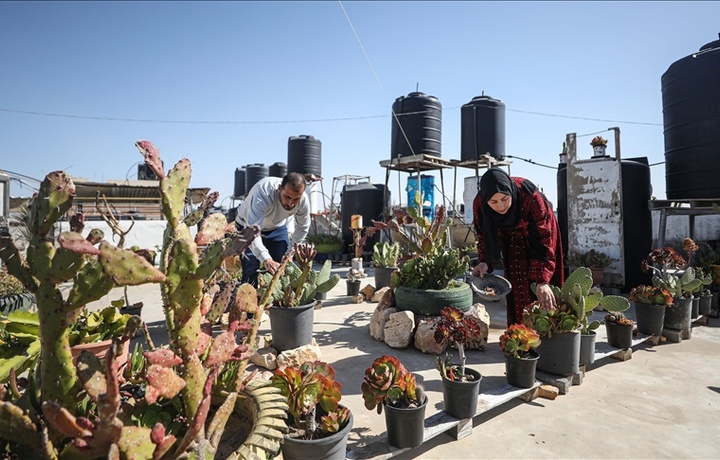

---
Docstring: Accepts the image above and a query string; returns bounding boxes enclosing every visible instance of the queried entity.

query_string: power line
[0,104,663,127]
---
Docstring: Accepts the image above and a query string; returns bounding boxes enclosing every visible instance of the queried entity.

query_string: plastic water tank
[288,135,322,177]
[461,95,506,161]
[269,162,287,178]
[340,183,389,253]
[390,91,442,158]
[662,34,720,199]
[245,164,269,195]
[233,167,246,198]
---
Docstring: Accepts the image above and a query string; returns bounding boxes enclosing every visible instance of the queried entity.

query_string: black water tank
[245,163,269,195]
[138,163,159,180]
[269,162,287,178]
[233,167,246,198]
[340,183,390,254]
[556,158,653,290]
[288,135,322,177]
[662,34,720,199]
[461,95,506,161]
[390,91,442,159]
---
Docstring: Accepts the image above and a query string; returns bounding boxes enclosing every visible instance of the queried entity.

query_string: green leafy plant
[629,285,674,307]
[372,241,400,268]
[434,306,483,382]
[361,355,425,414]
[642,241,701,299]
[499,323,541,359]
[270,361,351,440]
[0,140,288,458]
[525,267,629,336]
[257,242,340,307]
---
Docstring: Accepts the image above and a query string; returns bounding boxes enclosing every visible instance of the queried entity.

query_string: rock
[465,303,491,350]
[377,288,395,310]
[369,307,397,341]
[276,339,322,367]
[383,310,415,349]
[371,287,391,303]
[250,347,278,370]
[538,384,559,400]
[361,284,376,300]
[414,318,446,355]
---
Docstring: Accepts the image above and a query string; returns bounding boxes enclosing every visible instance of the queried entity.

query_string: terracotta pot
[71,339,130,368]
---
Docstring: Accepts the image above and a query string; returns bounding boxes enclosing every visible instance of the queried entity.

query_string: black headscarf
[479,168,537,265]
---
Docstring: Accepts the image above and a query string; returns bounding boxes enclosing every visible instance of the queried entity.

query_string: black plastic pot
[664,297,692,331]
[691,296,700,319]
[280,407,353,460]
[633,301,665,336]
[536,330,580,376]
[346,280,361,296]
[699,293,713,316]
[605,321,634,349]
[441,367,482,419]
[373,266,396,290]
[504,350,539,389]
[384,395,427,449]
[580,331,597,366]
[267,302,315,352]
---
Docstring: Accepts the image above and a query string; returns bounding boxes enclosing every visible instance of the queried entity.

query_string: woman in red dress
[471,168,564,326]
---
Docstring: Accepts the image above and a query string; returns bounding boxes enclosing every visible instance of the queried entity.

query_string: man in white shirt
[235,172,310,285]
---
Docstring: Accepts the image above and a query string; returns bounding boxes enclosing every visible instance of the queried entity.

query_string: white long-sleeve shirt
[235,176,310,263]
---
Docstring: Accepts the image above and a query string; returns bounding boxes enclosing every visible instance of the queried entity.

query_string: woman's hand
[263,259,280,275]
[535,283,555,309]
[472,262,489,278]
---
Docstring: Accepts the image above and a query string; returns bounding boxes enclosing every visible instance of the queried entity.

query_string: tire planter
[505,350,539,389]
[373,267,396,290]
[633,301,665,336]
[314,243,343,255]
[664,297,692,331]
[281,406,353,460]
[605,321,634,349]
[536,330,580,376]
[699,293,713,316]
[394,282,473,316]
[441,367,482,419]
[384,394,427,449]
[268,302,315,352]
[579,331,596,366]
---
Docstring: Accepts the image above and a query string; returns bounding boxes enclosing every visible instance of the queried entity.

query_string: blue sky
[2,1,719,211]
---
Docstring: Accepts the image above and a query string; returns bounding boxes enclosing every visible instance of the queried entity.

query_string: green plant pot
[268,302,315,352]
[394,282,473,316]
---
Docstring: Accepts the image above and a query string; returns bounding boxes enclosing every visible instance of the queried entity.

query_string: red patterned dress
[473,178,564,326]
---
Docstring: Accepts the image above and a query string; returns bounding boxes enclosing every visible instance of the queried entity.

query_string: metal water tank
[340,183,389,253]
[461,95,506,161]
[233,167,246,198]
[390,91,442,158]
[662,34,720,199]
[245,163,269,195]
[269,161,287,178]
[557,158,653,290]
[288,135,322,177]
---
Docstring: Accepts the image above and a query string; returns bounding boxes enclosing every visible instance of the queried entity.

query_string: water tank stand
[649,199,720,248]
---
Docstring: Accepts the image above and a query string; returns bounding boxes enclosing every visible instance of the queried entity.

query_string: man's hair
[281,172,306,191]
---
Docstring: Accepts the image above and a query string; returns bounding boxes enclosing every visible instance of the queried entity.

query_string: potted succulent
[691,267,713,317]
[590,135,608,157]
[499,323,541,388]
[388,196,470,315]
[372,240,400,290]
[567,249,611,286]
[271,361,353,460]
[629,285,673,336]
[361,354,427,449]
[433,306,484,419]
[641,239,701,333]
[525,267,629,375]
[604,304,635,349]
[257,242,340,352]
[346,268,363,297]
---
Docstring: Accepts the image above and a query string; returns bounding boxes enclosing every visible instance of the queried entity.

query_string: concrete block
[538,385,559,400]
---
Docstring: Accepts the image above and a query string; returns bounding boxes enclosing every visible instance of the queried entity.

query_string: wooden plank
[346,383,538,460]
